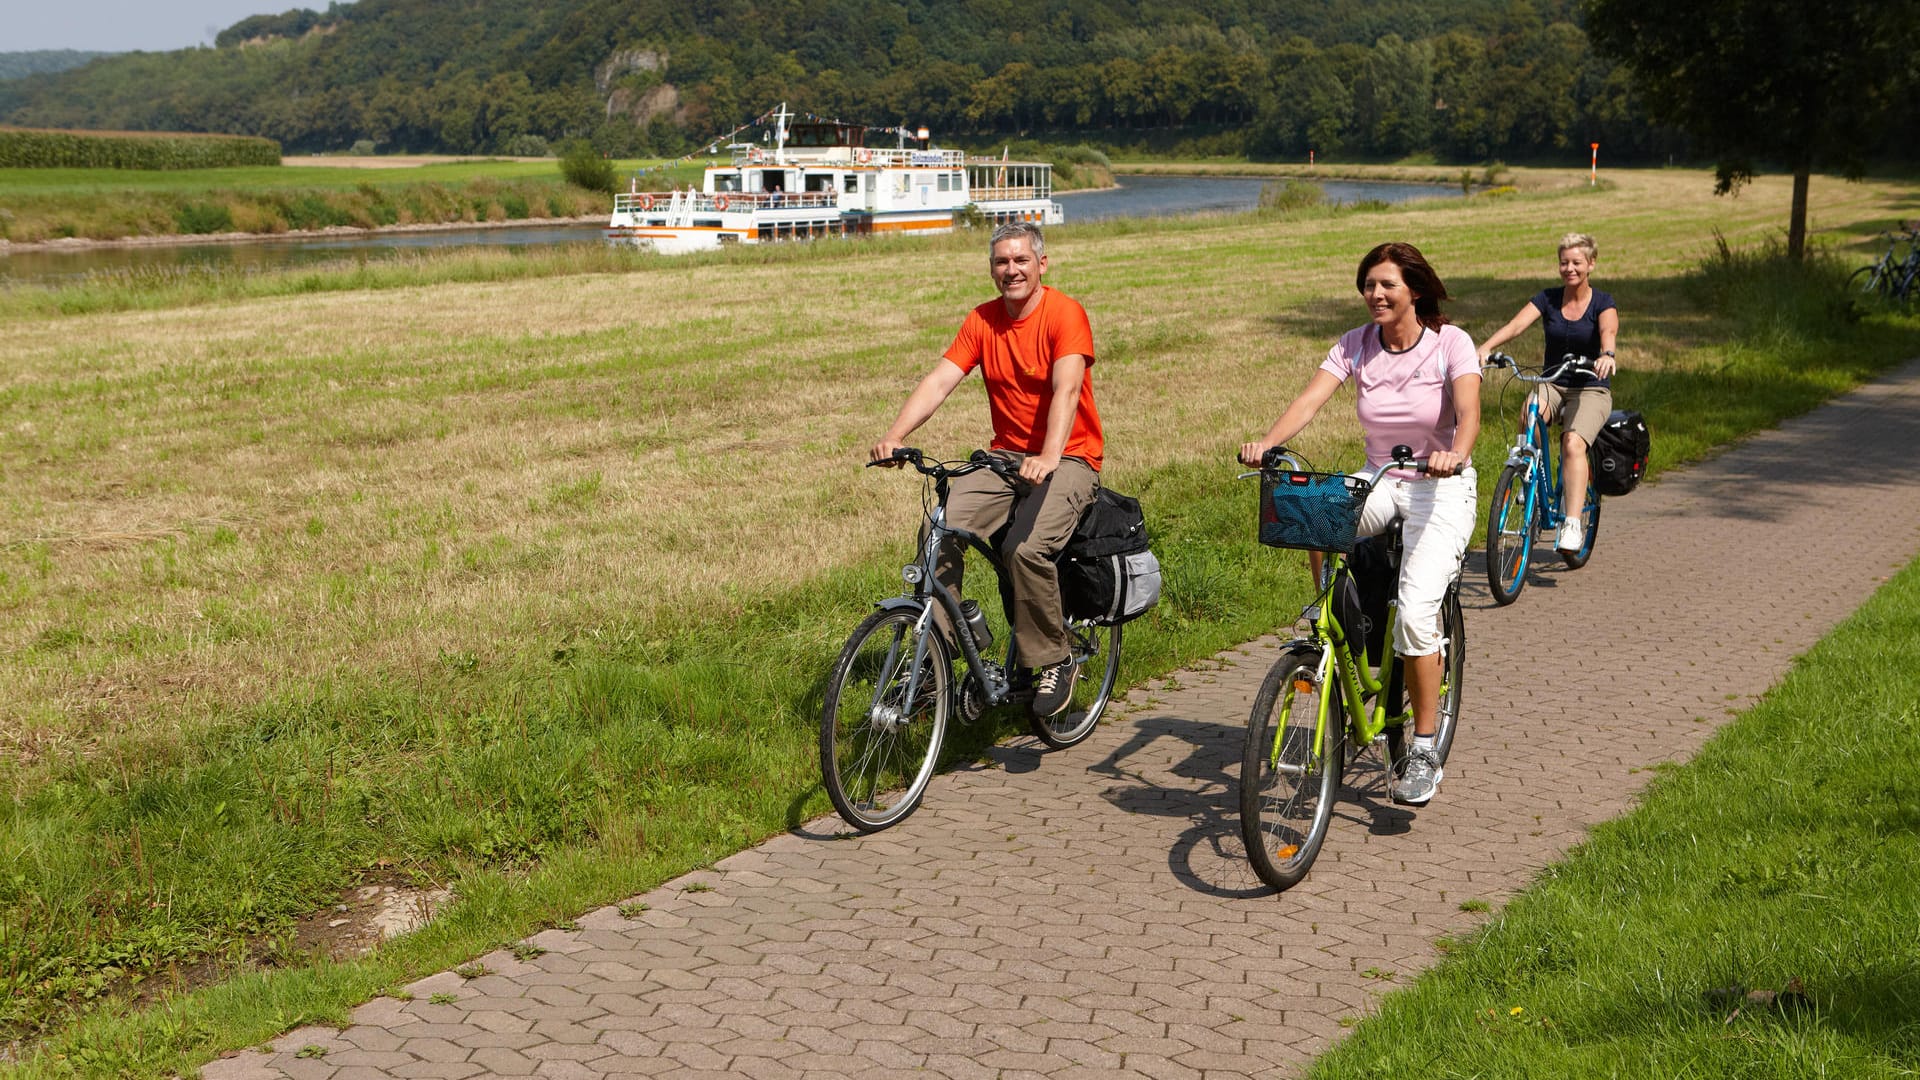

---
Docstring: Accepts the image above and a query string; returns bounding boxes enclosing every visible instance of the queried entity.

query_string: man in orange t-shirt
[871,222,1103,717]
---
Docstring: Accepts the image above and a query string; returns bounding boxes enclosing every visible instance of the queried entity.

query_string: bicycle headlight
[902,564,924,585]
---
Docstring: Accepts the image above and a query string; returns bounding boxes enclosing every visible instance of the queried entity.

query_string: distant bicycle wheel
[1850,264,1889,298]
[820,608,951,832]
[1485,463,1533,605]
[1240,647,1342,891]
[1029,620,1121,749]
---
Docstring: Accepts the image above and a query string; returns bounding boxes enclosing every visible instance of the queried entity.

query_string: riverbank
[0,158,687,246]
[1115,159,1540,189]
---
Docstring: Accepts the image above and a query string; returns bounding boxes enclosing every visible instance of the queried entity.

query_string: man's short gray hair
[989,220,1045,258]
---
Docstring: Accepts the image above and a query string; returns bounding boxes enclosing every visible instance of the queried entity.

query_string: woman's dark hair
[1355,242,1451,331]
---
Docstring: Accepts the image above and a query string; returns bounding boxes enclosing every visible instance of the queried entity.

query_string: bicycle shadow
[1090,707,1415,898]
[1456,548,1584,609]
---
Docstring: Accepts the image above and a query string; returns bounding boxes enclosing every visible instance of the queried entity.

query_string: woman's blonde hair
[1558,232,1598,261]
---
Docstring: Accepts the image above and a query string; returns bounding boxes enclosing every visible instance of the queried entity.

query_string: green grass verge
[1313,555,1920,1079]
[0,159,704,243]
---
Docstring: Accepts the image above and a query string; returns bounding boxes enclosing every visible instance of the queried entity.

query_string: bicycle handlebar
[1236,443,1430,484]
[867,447,1019,480]
[1485,352,1597,383]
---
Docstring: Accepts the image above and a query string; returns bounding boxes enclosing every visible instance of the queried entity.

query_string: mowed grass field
[3,166,1918,1073]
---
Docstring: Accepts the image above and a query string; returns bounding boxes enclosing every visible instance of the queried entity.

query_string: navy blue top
[1529,287,1615,387]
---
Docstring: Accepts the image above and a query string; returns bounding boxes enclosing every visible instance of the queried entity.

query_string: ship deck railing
[614,190,841,215]
[967,185,1053,203]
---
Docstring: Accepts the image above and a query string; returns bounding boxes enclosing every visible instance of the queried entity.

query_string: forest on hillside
[0,51,116,82]
[0,0,1696,161]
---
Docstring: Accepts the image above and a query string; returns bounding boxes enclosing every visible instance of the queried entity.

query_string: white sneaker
[1555,520,1585,552]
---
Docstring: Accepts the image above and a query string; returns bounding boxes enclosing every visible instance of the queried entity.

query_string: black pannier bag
[1589,409,1651,496]
[1330,535,1393,666]
[1058,487,1162,625]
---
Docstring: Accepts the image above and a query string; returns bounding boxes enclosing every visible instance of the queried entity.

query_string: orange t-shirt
[942,286,1103,471]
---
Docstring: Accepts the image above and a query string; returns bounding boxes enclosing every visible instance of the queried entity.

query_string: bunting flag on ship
[624,109,927,184]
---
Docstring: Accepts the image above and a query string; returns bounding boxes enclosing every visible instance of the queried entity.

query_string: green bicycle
[1237,446,1466,892]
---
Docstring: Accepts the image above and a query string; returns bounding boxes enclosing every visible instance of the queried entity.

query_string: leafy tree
[1584,0,1920,257]
[559,138,615,193]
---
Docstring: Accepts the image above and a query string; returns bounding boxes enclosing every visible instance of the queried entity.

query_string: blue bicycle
[1482,353,1603,606]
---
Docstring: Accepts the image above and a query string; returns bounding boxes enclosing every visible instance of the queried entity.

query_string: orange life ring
[856,148,873,164]
[714,194,729,211]
[639,193,654,211]
[748,147,766,164]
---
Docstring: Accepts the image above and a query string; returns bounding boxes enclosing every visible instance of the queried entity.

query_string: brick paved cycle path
[209,360,1920,1080]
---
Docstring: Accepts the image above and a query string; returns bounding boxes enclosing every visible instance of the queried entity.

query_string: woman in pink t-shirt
[1239,242,1481,807]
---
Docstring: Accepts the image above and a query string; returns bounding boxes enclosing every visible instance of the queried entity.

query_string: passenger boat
[605,104,1063,254]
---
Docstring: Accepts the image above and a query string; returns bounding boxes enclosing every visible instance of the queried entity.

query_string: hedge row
[0,127,281,170]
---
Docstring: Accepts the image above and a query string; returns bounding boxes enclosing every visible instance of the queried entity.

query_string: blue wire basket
[1259,470,1372,553]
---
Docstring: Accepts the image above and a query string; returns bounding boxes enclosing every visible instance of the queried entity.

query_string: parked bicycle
[1851,223,1920,304]
[820,448,1123,832]
[1237,446,1465,892]
[1482,352,1604,606]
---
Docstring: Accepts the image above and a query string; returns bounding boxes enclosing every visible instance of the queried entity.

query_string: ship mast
[771,102,792,166]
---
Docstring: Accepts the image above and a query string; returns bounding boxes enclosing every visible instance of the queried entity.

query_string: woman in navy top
[1477,232,1619,553]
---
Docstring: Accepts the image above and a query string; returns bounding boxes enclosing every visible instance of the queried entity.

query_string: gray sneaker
[1030,657,1078,717]
[1391,748,1443,806]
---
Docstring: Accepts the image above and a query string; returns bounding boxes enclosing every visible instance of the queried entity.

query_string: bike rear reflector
[1293,678,1313,693]
[1275,844,1299,859]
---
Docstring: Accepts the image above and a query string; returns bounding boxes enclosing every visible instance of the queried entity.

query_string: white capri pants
[1355,469,1476,657]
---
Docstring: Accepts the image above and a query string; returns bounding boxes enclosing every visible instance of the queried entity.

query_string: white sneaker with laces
[1391,749,1443,806]
[1555,519,1585,552]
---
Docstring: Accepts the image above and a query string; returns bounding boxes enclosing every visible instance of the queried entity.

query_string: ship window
[937,173,952,192]
[843,174,858,193]
[714,175,741,193]
[804,173,834,193]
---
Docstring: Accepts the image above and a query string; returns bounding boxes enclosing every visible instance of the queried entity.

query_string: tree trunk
[1788,166,1810,260]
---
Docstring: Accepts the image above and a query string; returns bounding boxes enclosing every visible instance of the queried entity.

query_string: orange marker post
[1590,142,1599,186]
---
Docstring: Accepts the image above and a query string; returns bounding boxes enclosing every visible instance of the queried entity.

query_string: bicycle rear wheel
[1383,585,1465,770]
[1240,646,1342,892]
[820,608,951,832]
[1485,463,1533,606]
[1558,484,1602,569]
[1029,619,1121,749]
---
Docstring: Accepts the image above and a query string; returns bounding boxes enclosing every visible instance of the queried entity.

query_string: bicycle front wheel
[820,608,951,832]
[1485,463,1533,606]
[1240,646,1342,892]
[1029,619,1122,749]
[1850,264,1888,297]
[1559,484,1602,569]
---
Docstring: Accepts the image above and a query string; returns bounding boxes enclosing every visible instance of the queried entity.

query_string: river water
[1,174,1462,285]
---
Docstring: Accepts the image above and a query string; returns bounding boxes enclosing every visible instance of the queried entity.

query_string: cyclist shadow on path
[1088,708,1414,898]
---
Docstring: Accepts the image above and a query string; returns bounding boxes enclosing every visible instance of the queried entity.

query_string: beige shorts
[1530,383,1614,446]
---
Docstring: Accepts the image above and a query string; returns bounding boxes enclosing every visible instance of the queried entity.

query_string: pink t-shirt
[1319,323,1480,471]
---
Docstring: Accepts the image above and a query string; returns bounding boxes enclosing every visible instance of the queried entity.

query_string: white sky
[3,1,315,52]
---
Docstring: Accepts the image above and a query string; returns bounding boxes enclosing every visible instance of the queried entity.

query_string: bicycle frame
[1292,559,1408,757]
[1505,394,1568,534]
[889,496,1016,712]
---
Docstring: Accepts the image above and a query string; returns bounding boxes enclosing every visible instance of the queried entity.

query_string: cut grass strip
[1312,555,1920,1079]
